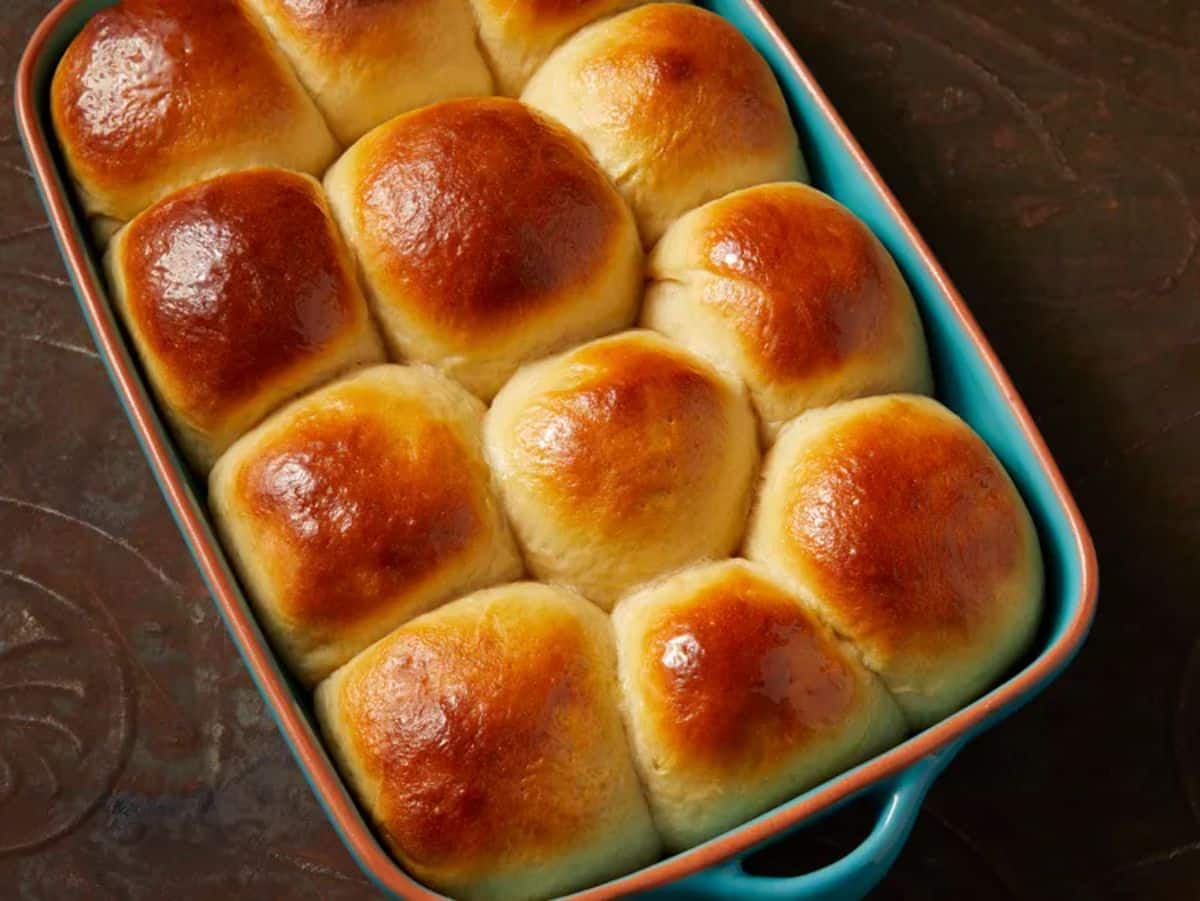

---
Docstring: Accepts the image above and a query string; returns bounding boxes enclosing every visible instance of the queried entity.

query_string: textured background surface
[1,0,1197,898]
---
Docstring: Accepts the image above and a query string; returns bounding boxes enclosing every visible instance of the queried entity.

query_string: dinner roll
[644,183,933,439]
[50,0,338,223]
[325,98,642,399]
[210,365,522,685]
[243,0,492,145]
[522,3,805,244]
[315,582,660,900]
[105,168,384,472]
[613,560,905,850]
[468,0,646,95]
[485,331,759,609]
[745,395,1043,727]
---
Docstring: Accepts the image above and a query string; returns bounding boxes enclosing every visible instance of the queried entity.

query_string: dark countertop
[1,1,1196,898]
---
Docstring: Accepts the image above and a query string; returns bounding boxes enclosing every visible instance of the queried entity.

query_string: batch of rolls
[52,0,1044,898]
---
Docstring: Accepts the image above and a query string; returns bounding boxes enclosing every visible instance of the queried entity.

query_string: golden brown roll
[105,168,384,472]
[485,330,759,609]
[745,395,1043,727]
[243,0,493,145]
[209,365,522,685]
[315,582,660,900]
[644,183,933,439]
[612,559,905,850]
[467,0,646,95]
[50,0,338,223]
[325,97,643,399]
[522,3,806,245]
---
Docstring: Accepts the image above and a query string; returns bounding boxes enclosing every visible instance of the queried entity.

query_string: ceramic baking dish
[16,1,1098,897]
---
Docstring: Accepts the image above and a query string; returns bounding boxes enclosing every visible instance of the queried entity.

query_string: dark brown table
[2,1,1197,897]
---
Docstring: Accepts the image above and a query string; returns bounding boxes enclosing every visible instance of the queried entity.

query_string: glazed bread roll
[51,0,338,224]
[612,560,905,850]
[325,98,642,399]
[485,331,759,609]
[105,168,384,472]
[243,0,493,145]
[468,0,646,95]
[522,3,806,244]
[315,582,660,900]
[644,183,933,439]
[209,365,522,685]
[745,395,1043,727]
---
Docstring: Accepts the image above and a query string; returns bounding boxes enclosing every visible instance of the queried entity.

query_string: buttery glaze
[784,397,1023,657]
[572,5,794,164]
[645,566,858,773]
[334,587,645,877]
[120,169,359,424]
[253,0,408,46]
[502,0,634,22]
[237,386,484,629]
[251,0,422,58]
[271,0,395,28]
[353,98,622,340]
[347,614,589,863]
[51,0,311,211]
[697,185,893,380]
[513,338,726,528]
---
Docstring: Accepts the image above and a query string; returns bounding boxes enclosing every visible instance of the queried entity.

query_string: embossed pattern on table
[1,1,1198,898]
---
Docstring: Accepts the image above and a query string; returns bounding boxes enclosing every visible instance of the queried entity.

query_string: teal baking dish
[16,1,1097,898]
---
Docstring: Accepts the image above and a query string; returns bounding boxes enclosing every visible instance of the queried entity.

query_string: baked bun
[485,330,759,608]
[315,582,660,900]
[105,168,384,472]
[612,559,905,850]
[243,0,492,145]
[644,183,933,438]
[50,0,338,223]
[325,97,642,399]
[467,0,646,95]
[209,365,522,685]
[745,395,1043,727]
[522,3,805,244]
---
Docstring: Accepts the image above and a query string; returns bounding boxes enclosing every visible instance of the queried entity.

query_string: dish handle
[650,739,963,901]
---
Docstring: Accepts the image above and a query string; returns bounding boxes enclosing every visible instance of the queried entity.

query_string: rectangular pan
[16,1,1098,898]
